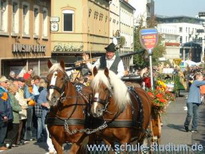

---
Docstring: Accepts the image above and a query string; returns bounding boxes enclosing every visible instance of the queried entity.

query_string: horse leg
[51,137,63,154]
[69,134,88,154]
[102,139,116,154]
[69,143,81,154]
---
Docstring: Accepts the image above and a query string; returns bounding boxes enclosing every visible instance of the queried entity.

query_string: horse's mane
[91,70,130,109]
[48,63,64,73]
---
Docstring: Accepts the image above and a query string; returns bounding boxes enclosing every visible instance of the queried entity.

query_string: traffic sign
[139,28,158,52]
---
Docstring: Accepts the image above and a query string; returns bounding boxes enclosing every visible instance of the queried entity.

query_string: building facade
[157,16,205,62]
[51,0,111,64]
[157,23,181,60]
[0,0,51,76]
[109,0,120,43]
[128,0,155,27]
[119,0,135,53]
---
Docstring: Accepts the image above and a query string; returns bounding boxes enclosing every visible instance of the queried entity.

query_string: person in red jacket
[23,68,33,80]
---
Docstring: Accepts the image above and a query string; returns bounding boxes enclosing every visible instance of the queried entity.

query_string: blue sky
[155,0,205,17]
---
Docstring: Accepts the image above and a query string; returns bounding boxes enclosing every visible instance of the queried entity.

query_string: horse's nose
[51,96,58,103]
[97,109,102,114]
[92,113,98,118]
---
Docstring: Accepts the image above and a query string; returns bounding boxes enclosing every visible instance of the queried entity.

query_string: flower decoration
[1,92,8,101]
[147,80,175,112]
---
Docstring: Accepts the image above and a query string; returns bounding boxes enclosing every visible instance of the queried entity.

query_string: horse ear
[104,67,109,77]
[93,66,98,76]
[48,60,53,69]
[60,60,65,70]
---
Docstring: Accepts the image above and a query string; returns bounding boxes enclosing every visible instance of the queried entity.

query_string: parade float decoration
[148,80,175,114]
[148,80,175,143]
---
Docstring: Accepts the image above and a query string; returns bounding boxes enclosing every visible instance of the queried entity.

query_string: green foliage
[133,19,147,68]
[133,16,166,68]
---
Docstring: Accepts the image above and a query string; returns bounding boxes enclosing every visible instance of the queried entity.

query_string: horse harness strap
[128,86,144,129]
[48,85,64,94]
[46,117,84,126]
[105,120,133,128]
[102,87,144,129]
[105,106,125,127]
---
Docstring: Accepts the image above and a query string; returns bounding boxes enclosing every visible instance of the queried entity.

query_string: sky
[155,0,205,17]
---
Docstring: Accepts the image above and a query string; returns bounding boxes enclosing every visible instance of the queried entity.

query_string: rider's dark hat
[105,43,116,52]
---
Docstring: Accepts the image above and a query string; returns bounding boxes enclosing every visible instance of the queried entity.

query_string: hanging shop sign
[12,44,46,53]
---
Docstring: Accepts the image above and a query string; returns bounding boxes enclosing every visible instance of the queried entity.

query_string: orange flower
[147,92,155,98]
[156,93,163,98]
[156,86,161,90]
[1,92,8,101]
[159,98,167,103]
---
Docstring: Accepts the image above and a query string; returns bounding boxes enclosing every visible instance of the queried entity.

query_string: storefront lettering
[12,44,46,53]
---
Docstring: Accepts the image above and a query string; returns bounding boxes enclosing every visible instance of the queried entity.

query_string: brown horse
[90,67,152,152]
[46,60,93,154]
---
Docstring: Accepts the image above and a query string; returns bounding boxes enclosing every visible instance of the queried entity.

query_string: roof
[182,41,202,47]
[156,15,205,24]
[120,0,136,11]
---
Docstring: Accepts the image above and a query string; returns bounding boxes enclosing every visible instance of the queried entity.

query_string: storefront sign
[12,44,46,53]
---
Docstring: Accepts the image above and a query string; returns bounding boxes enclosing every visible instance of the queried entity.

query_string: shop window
[42,8,48,38]
[0,0,8,34]
[40,60,49,77]
[12,0,19,34]
[27,59,49,77]
[28,60,38,76]
[22,3,29,36]
[63,10,74,32]
[33,5,40,37]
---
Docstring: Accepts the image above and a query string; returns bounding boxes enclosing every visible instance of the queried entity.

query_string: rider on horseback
[82,43,125,78]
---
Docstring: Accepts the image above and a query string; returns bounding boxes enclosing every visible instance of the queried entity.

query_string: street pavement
[1,91,205,153]
[160,91,205,153]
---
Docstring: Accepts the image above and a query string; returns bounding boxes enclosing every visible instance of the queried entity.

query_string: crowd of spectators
[0,69,55,154]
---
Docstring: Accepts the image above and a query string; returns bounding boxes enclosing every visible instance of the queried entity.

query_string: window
[12,1,19,34]
[180,36,182,43]
[33,5,40,37]
[63,10,74,32]
[22,3,29,36]
[0,0,8,33]
[179,27,182,32]
[42,8,48,38]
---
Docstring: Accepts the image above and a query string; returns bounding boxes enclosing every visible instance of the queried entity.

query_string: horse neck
[64,81,78,103]
[104,97,121,118]
[104,93,133,120]
[54,81,81,118]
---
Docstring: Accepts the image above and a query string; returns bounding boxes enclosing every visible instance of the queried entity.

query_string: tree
[133,16,166,68]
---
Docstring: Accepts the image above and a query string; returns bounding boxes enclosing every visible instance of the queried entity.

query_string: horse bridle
[48,72,70,97]
[92,86,113,113]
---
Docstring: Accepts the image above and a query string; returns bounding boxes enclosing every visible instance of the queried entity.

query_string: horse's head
[47,60,69,106]
[90,67,113,117]
[90,67,131,118]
